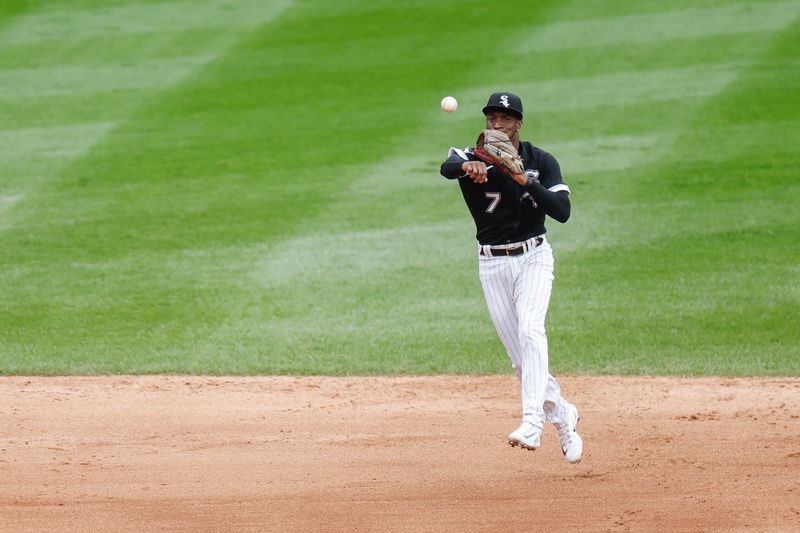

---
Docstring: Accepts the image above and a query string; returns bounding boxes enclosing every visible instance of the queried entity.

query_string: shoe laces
[559,427,577,450]
[554,413,577,447]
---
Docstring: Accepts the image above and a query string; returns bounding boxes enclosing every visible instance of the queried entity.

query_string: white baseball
[441,96,457,113]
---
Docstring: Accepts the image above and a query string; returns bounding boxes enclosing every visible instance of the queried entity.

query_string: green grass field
[1,0,798,375]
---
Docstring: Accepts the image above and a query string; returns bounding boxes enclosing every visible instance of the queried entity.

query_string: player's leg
[518,241,583,463]
[479,252,553,449]
[514,241,575,421]
[513,242,555,429]
[478,255,524,375]
[479,254,545,450]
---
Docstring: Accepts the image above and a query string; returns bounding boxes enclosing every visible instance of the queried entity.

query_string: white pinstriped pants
[478,237,571,428]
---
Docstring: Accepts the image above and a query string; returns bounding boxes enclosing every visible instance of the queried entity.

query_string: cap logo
[500,95,510,108]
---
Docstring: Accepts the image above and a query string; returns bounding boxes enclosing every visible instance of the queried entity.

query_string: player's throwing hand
[461,161,488,183]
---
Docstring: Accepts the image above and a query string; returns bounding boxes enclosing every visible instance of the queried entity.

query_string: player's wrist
[510,172,527,185]
[525,170,540,184]
[522,170,541,188]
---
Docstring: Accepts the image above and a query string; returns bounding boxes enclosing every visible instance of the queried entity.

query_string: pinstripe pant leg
[478,255,526,386]
[513,243,556,427]
[544,374,569,423]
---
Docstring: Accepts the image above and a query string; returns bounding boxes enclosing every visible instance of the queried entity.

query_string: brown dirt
[1,375,798,532]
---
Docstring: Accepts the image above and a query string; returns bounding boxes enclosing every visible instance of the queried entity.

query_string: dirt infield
[1,376,798,532]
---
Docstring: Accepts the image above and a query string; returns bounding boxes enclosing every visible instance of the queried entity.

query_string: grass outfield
[1,0,798,375]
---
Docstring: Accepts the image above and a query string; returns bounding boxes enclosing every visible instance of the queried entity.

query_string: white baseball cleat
[508,422,542,450]
[555,403,583,464]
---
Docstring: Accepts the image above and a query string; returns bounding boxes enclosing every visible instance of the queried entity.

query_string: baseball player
[439,92,583,463]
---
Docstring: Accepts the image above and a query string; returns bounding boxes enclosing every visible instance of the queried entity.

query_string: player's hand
[462,161,488,184]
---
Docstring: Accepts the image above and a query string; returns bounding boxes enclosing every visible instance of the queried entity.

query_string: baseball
[441,96,457,113]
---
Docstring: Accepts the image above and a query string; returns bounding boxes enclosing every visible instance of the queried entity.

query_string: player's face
[485,111,522,142]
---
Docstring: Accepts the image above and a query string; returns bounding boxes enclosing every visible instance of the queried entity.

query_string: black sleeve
[522,151,571,223]
[522,177,571,223]
[440,147,474,180]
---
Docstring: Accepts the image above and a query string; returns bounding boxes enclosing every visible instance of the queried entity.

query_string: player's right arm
[441,148,489,183]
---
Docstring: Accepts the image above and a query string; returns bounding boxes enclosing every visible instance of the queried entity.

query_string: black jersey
[440,141,571,245]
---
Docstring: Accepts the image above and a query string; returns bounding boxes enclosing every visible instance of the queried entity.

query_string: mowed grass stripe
[0,123,115,162]
[546,134,665,175]
[0,91,162,130]
[0,55,216,98]
[521,1,800,51]
[0,123,114,208]
[461,64,739,114]
[0,195,23,220]
[190,219,487,374]
[0,0,292,44]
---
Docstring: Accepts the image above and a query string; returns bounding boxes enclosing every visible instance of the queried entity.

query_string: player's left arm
[511,152,571,223]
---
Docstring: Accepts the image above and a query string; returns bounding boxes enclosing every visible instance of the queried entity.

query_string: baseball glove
[474,129,524,175]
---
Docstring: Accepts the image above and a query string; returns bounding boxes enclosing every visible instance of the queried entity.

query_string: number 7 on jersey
[484,192,501,213]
